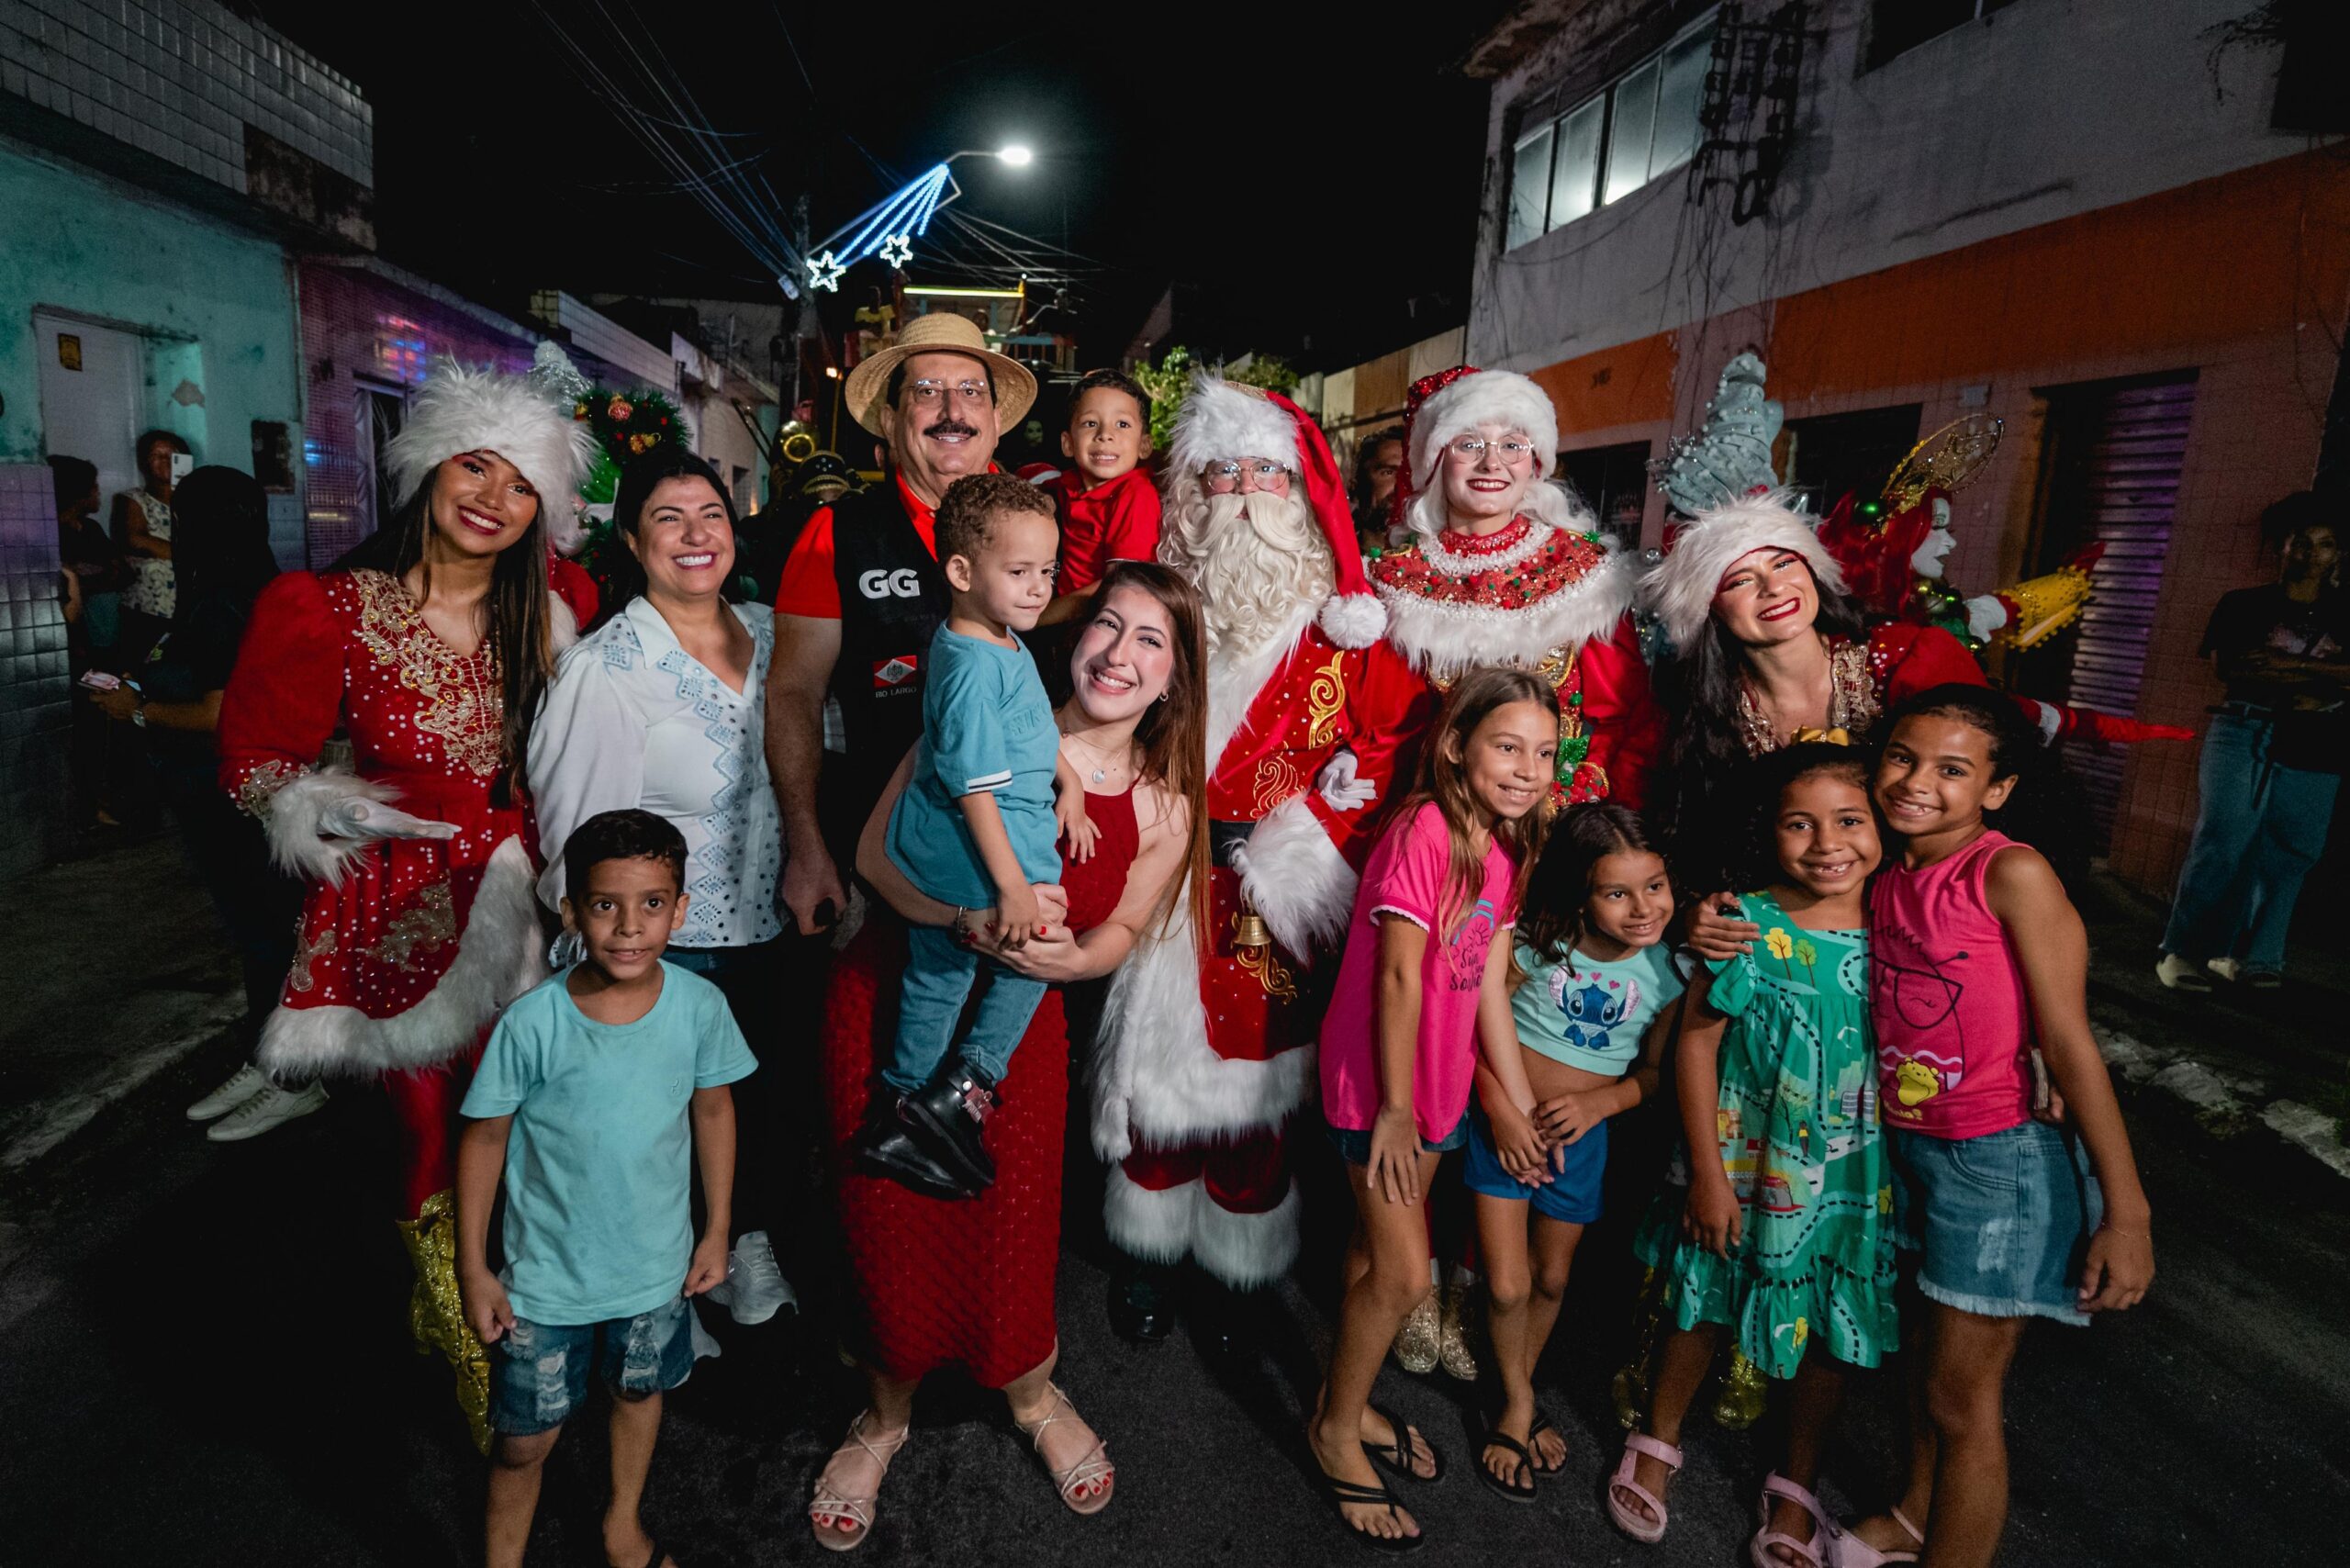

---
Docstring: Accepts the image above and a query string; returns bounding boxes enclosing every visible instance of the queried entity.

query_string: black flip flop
[1362,1402,1445,1484]
[1316,1464,1427,1553]
[1477,1428,1537,1503]
[1528,1411,1568,1475]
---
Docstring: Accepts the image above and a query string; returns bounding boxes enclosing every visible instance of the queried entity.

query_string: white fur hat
[1404,366,1559,495]
[385,360,602,554]
[1642,489,1847,654]
[1167,374,1304,476]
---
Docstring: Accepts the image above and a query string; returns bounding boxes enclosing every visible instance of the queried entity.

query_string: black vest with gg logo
[824,477,948,816]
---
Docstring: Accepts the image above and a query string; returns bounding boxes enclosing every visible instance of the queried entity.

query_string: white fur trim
[1381,540,1637,681]
[261,768,399,885]
[1091,904,1317,1159]
[1640,488,1846,654]
[255,837,550,1078]
[1237,794,1357,957]
[1317,591,1387,650]
[1102,1165,1201,1264]
[1169,375,1302,477]
[1964,594,2009,644]
[1206,601,1322,769]
[1408,370,1559,493]
[1192,1183,1303,1289]
[384,361,601,555]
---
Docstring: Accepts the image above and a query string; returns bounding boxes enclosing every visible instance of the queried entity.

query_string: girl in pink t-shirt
[1837,685,2155,1568]
[1307,668,1552,1551]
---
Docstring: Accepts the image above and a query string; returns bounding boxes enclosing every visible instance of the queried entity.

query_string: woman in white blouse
[529,448,792,1325]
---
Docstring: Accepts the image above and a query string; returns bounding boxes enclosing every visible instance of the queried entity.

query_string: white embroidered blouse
[530,597,782,947]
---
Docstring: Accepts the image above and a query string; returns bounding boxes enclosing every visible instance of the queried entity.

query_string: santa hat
[1642,488,1847,654]
[1391,365,1559,532]
[385,359,601,555]
[1167,375,1386,648]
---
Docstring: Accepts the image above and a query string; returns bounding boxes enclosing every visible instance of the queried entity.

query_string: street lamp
[996,144,1035,167]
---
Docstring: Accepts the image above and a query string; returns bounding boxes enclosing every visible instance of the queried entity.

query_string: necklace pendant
[1089,767,1106,785]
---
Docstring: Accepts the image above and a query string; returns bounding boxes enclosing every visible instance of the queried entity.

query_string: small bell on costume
[1230,901,1273,954]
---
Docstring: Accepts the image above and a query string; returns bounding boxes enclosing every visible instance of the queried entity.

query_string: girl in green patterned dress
[1606,745,1894,1568]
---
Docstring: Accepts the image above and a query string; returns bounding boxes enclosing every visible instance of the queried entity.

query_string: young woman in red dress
[215,364,597,1448]
[805,563,1209,1551]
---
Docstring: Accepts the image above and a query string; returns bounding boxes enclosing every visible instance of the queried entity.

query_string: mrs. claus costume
[1091,379,1430,1290]
[1372,366,1663,807]
[217,363,596,1446]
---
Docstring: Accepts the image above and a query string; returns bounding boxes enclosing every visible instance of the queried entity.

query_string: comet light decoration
[814,163,953,282]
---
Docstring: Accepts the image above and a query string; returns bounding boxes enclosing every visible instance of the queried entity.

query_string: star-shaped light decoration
[878,233,913,270]
[805,251,846,293]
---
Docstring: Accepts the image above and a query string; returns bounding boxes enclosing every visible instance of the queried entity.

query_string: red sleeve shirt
[1051,466,1163,597]
[772,476,941,621]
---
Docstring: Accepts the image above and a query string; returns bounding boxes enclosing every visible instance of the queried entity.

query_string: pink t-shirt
[1868,830,2036,1140]
[1320,801,1516,1143]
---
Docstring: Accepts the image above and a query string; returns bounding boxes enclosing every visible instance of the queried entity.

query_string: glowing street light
[996,144,1035,167]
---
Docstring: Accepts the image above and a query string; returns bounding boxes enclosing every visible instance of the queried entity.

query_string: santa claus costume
[217,364,596,1448]
[1372,366,1663,808]
[1091,379,1431,1323]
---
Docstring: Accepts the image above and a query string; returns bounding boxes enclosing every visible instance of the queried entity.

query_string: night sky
[246,0,1512,373]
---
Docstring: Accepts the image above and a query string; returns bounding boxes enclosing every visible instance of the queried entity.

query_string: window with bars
[1863,0,2021,72]
[1507,12,1718,252]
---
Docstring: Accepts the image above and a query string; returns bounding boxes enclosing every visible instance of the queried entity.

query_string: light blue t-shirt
[885,623,1062,908]
[1511,939,1686,1077]
[460,963,756,1325]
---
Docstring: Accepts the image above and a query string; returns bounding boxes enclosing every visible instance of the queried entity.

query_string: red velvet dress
[822,787,1139,1387]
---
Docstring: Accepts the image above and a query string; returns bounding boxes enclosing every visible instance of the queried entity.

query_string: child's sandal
[1748,1473,1830,1568]
[1315,1464,1426,1553]
[1361,1402,1444,1484]
[1528,1410,1567,1474]
[1604,1432,1683,1544]
[1827,1506,1924,1567]
[1476,1428,1538,1503]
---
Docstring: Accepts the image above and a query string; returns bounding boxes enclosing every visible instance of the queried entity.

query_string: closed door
[34,314,145,504]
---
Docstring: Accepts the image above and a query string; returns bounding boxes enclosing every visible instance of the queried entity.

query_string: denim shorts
[1461,1108,1606,1225]
[1891,1121,2102,1327]
[488,1294,695,1436]
[1324,1109,1470,1165]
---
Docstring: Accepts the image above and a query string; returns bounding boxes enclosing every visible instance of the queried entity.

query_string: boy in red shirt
[1037,369,1160,626]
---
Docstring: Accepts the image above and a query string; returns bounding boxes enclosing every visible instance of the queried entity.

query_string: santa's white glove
[1316,751,1379,813]
[325,797,459,842]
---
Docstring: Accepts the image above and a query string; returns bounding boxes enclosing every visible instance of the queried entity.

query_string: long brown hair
[1078,561,1211,939]
[1517,801,1667,966]
[340,458,555,808]
[1397,666,1554,938]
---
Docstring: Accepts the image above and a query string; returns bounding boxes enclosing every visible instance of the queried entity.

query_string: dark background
[241,0,1514,370]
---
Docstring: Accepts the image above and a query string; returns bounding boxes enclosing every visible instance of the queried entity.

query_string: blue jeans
[2161,711,2340,973]
[885,924,1048,1093]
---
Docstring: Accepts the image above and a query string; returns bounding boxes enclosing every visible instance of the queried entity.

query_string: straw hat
[842,312,1036,436]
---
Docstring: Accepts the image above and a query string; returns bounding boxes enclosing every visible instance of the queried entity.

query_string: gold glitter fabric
[396,1189,492,1454]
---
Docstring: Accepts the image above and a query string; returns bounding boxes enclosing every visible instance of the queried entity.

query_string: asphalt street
[3,991,2346,1568]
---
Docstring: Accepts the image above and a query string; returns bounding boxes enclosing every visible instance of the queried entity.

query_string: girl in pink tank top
[1836,685,2155,1568]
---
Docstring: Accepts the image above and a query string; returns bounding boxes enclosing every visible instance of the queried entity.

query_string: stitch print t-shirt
[1321,801,1517,1143]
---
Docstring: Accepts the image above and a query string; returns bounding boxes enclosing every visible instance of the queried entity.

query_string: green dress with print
[1654,890,1895,1376]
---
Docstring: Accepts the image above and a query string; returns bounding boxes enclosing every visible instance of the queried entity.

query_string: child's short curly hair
[564,808,687,902]
[935,471,1058,568]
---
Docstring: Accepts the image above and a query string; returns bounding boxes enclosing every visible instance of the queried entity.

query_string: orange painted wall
[1527,330,1678,433]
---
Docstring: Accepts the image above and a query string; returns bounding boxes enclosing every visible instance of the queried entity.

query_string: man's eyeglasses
[1202,460,1291,493]
[1446,436,1535,465]
[906,378,992,408]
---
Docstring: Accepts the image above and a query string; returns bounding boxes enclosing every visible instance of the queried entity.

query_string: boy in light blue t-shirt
[456,809,755,1568]
[859,473,1084,1200]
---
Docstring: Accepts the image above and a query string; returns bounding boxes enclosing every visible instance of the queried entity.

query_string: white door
[34,313,145,507]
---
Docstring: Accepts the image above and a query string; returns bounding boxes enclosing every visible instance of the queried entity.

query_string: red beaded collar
[1436,515,1534,558]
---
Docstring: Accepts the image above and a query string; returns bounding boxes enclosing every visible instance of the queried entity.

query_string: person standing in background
[1351,426,1405,559]
[114,429,190,667]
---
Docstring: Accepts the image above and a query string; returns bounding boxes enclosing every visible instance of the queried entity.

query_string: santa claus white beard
[1163,489,1333,655]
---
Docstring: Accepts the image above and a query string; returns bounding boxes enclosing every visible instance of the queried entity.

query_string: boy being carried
[1037,369,1158,627]
[857,473,1080,1197]
[456,808,755,1568]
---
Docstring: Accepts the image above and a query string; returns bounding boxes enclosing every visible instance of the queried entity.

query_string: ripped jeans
[487,1294,694,1436]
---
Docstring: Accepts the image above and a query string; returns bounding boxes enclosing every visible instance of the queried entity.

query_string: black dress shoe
[1107,1258,1176,1343]
[899,1064,1000,1192]
[852,1101,971,1199]
[1189,1275,1269,1363]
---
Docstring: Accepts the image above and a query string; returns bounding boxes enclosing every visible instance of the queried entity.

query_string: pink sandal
[1604,1432,1684,1544]
[1828,1506,1923,1567]
[1750,1473,1830,1568]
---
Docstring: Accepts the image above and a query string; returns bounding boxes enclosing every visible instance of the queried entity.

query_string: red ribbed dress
[822,786,1139,1387]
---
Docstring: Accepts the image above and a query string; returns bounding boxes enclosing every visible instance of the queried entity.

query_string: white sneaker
[704,1230,795,1325]
[2205,957,2244,983]
[206,1081,328,1142]
[2154,953,2212,992]
[187,1063,268,1121]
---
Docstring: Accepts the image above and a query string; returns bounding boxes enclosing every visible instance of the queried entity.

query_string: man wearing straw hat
[765,313,1037,935]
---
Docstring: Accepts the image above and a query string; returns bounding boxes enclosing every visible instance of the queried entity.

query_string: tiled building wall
[0,465,69,879]
[0,0,369,196]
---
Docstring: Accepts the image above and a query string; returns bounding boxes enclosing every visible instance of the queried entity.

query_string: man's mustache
[923,419,979,440]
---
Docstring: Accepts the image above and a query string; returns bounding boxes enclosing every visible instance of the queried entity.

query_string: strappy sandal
[1604,1431,1684,1544]
[1012,1381,1114,1516]
[1316,1462,1426,1553]
[1528,1410,1567,1474]
[1361,1402,1444,1484]
[1475,1427,1537,1503]
[807,1411,909,1552]
[1828,1506,1924,1566]
[1749,1473,1830,1568]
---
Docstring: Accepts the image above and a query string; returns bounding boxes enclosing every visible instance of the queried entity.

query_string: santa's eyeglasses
[1201,460,1292,493]
[1446,435,1536,465]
